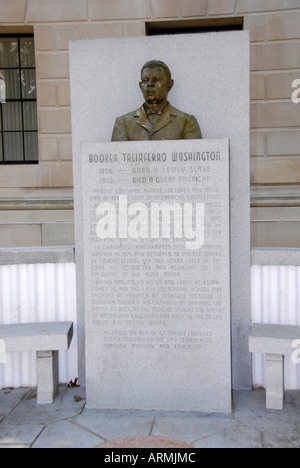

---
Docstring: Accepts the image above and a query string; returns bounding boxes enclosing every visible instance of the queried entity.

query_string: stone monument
[70,32,250,396]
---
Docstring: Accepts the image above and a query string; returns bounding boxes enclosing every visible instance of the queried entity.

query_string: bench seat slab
[0,322,73,353]
[249,324,300,356]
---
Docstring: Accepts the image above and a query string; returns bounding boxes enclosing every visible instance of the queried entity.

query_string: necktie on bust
[143,102,168,116]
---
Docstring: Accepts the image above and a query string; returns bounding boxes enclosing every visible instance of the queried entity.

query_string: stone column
[265,353,284,410]
[36,350,59,404]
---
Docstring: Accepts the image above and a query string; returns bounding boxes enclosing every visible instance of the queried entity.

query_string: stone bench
[249,323,300,410]
[0,322,73,405]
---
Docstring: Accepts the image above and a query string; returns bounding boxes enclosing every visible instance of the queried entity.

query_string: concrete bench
[249,323,300,410]
[0,322,73,405]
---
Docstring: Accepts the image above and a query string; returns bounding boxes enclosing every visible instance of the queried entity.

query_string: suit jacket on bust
[111,103,202,141]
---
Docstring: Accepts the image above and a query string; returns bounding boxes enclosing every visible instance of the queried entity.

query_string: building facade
[0,0,300,248]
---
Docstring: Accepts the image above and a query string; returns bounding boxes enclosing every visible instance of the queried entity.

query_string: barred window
[0,35,38,164]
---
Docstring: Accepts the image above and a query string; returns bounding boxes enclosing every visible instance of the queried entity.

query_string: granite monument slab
[81,139,231,412]
[70,33,250,390]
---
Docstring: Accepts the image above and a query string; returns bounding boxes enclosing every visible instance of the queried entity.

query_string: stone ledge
[0,321,73,353]
[0,246,75,265]
[251,185,300,208]
[0,199,74,211]
[1,246,300,267]
[251,247,300,266]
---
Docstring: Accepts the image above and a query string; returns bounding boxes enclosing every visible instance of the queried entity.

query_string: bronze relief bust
[111,60,202,141]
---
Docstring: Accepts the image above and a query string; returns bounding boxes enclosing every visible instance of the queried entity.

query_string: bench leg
[36,350,59,404]
[265,353,284,410]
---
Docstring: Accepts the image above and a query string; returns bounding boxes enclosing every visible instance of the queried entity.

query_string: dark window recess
[146,18,244,36]
[0,35,38,164]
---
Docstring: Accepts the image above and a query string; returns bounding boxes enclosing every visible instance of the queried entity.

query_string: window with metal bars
[0,34,38,164]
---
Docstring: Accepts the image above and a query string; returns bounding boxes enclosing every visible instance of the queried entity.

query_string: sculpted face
[139,67,174,105]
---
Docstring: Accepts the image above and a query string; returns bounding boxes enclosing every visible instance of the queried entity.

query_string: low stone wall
[0,246,300,390]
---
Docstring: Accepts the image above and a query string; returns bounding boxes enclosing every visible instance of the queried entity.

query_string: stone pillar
[265,353,284,410]
[36,350,59,404]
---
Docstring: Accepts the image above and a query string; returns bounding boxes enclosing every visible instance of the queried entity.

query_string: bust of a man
[111,60,202,141]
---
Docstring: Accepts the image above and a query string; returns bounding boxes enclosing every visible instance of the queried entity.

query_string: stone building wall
[0,0,299,247]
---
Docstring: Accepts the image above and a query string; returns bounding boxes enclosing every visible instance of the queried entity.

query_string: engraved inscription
[84,145,229,352]
[82,140,231,412]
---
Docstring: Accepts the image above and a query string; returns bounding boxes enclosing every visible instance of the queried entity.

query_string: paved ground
[0,386,300,448]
